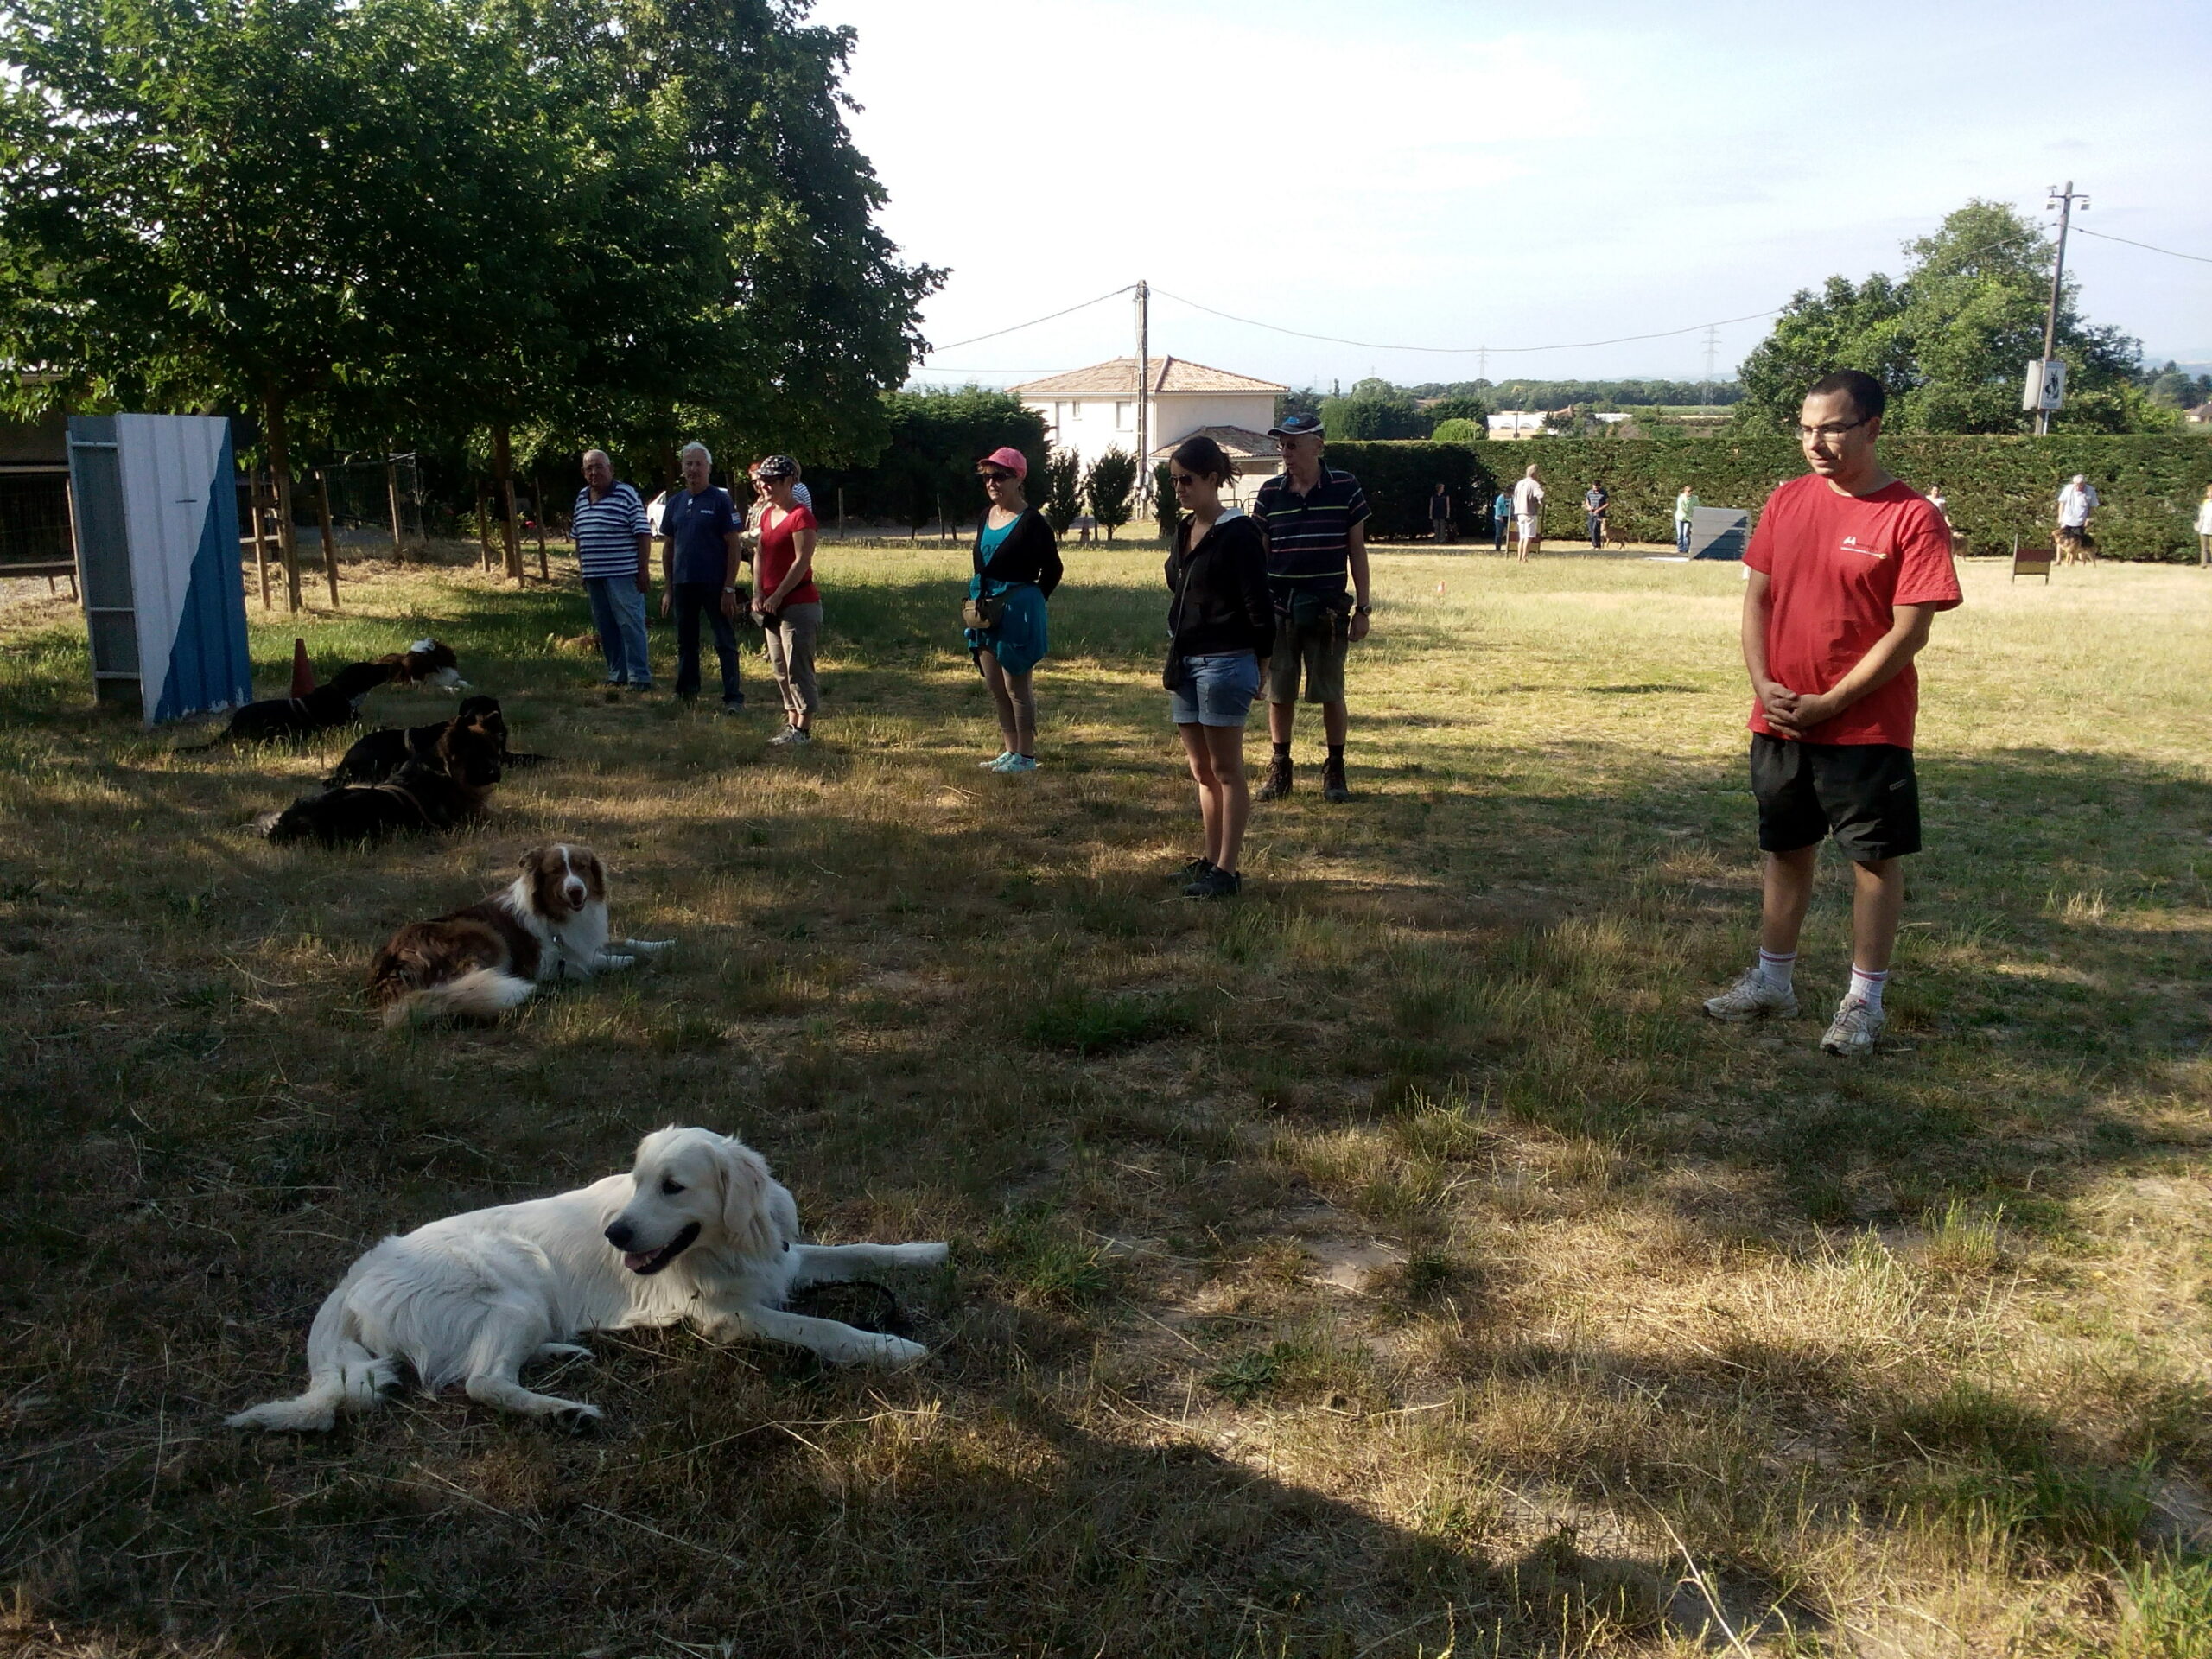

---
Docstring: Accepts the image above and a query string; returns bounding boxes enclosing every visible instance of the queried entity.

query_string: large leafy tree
[1736,200,2161,435]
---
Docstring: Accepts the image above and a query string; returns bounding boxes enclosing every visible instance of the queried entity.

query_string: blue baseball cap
[1268,412,1324,439]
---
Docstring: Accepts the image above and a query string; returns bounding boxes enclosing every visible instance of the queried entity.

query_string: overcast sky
[819,0,2211,391]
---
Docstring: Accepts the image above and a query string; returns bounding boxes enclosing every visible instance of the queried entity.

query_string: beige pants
[762,601,821,723]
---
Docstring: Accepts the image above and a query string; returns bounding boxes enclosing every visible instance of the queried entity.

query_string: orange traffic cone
[289,638,315,698]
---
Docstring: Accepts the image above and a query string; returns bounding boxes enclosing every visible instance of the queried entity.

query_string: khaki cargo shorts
[1268,612,1348,705]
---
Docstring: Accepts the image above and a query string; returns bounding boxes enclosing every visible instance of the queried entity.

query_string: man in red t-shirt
[1703,370,1962,1057]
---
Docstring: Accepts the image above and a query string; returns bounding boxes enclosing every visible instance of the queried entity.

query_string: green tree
[1735,200,2156,435]
[1430,417,1483,443]
[1319,392,1427,440]
[1425,393,1491,427]
[1085,448,1136,541]
[1041,449,1084,533]
[1152,461,1180,539]
[814,386,1042,531]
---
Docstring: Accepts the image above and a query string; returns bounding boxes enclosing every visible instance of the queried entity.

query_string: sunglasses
[981,469,1016,483]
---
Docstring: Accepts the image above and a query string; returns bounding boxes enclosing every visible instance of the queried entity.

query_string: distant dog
[378,638,465,688]
[181,661,395,750]
[369,842,672,1025]
[327,696,545,786]
[226,1127,945,1431]
[260,718,501,847]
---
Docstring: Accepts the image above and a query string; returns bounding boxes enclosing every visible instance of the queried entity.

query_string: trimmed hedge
[1325,435,2212,560]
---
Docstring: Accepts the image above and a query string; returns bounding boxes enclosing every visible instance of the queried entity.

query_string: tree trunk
[385,459,405,561]
[262,390,302,613]
[493,423,523,583]
[476,481,493,571]
[533,466,548,580]
[315,467,341,609]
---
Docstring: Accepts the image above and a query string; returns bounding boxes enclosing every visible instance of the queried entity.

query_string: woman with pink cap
[964,446,1063,772]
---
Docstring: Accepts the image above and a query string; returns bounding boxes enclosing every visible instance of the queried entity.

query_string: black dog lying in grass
[327,696,546,785]
[260,718,503,847]
[181,661,395,751]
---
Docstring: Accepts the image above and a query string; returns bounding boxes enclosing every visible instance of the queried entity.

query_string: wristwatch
[722,585,738,594]
[1353,604,1371,615]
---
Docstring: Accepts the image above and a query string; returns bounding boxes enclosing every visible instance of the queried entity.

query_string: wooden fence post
[249,472,273,609]
[385,459,405,561]
[315,467,341,609]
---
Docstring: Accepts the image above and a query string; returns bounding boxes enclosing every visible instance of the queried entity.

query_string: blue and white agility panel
[67,415,253,725]
[1688,505,1751,561]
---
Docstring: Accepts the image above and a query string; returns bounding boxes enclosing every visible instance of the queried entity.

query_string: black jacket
[972,508,1064,597]
[1165,512,1272,658]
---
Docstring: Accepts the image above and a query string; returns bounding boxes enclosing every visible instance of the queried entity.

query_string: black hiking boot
[1321,755,1350,803]
[1256,754,1293,801]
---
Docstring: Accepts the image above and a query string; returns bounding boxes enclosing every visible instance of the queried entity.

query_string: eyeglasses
[1797,418,1869,442]
[981,470,1015,483]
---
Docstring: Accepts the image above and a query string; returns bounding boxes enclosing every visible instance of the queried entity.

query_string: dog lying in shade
[259,716,501,846]
[327,695,545,786]
[378,638,466,688]
[369,842,671,1026]
[226,1127,946,1431]
[181,661,396,750]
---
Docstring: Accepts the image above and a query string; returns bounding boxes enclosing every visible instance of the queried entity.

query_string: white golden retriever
[227,1128,945,1431]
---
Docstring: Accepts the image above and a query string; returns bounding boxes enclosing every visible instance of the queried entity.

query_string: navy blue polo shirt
[660,486,741,585]
[1252,466,1370,594]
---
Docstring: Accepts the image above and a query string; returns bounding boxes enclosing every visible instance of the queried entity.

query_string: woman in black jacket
[965,447,1064,773]
[1163,435,1271,899]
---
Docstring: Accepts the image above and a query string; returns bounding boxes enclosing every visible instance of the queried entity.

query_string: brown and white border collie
[369,843,672,1027]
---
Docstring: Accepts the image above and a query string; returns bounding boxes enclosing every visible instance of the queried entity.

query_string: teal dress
[966,516,1050,676]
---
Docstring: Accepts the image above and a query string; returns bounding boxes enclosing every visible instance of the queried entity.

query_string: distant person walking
[2055,474,2099,564]
[1674,485,1700,556]
[1701,370,1961,1058]
[1491,484,1513,553]
[573,448,652,690]
[1251,412,1371,804]
[658,442,746,712]
[1583,482,1610,550]
[2196,484,2212,567]
[751,455,821,747]
[966,446,1063,773]
[1510,464,1544,561]
[1428,482,1453,543]
[1163,435,1273,899]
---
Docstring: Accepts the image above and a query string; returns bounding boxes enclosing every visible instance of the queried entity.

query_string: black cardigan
[972,508,1064,597]
[1165,512,1272,658]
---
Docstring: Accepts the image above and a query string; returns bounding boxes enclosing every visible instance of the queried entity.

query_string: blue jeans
[672,582,741,702]
[1676,520,1693,556]
[584,575,652,686]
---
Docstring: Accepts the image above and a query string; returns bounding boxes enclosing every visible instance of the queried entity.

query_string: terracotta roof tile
[1012,356,1287,396]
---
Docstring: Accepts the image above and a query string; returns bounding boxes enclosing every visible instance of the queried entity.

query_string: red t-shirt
[1744,474,1961,748]
[755,504,819,607]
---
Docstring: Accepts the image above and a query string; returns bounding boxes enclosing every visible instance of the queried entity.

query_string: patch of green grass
[2117,1552,2212,1659]
[1021,987,1192,1054]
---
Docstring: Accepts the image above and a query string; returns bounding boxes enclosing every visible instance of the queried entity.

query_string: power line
[923,284,1133,354]
[2074,226,2212,264]
[1147,283,1782,356]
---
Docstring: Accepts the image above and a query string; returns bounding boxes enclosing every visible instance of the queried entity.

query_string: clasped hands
[1757,679,1842,738]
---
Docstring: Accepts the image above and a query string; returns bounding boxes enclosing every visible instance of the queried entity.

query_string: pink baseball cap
[978,446,1027,477]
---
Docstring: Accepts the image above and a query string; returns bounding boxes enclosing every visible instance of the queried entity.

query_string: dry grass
[1,541,2209,1656]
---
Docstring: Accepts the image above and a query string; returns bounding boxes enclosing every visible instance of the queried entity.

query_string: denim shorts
[1169,650,1260,728]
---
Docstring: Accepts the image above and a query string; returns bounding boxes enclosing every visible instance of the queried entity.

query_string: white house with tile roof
[1012,357,1287,493]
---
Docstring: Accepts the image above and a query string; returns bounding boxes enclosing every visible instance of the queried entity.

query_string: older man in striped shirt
[575,448,652,690]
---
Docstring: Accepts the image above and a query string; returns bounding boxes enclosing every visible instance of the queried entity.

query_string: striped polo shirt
[571,480,649,580]
[1252,466,1370,591]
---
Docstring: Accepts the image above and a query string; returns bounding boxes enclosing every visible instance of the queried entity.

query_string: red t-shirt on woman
[1744,474,1961,748]
[756,505,820,606]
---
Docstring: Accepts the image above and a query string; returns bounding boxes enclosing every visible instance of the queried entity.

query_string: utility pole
[1701,325,1719,397]
[2036,181,2088,436]
[1134,279,1150,512]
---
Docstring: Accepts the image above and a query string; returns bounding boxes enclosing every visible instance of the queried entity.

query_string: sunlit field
[2,540,2208,1656]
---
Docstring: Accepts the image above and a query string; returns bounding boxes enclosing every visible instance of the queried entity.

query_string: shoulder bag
[963,514,1014,631]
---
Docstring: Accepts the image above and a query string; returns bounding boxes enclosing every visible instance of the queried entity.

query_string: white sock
[1849,966,1888,1012]
[1755,949,1796,992]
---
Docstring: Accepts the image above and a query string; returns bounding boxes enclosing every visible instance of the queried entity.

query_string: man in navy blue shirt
[658,442,747,710]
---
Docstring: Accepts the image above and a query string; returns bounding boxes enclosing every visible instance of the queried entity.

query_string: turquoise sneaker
[993,753,1039,774]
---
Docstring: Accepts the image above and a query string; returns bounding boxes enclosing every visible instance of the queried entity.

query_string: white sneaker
[1702,968,1798,1023]
[1821,995,1885,1057]
[767,726,813,747]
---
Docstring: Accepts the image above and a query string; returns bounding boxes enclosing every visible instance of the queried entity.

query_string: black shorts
[1749,734,1921,861]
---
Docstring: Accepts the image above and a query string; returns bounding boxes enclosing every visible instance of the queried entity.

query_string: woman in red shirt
[751,455,822,747]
